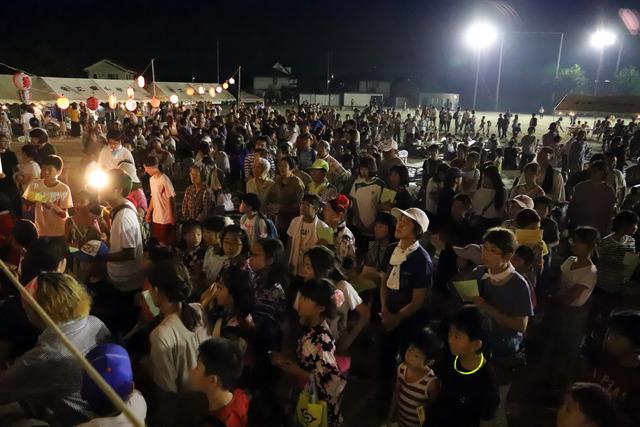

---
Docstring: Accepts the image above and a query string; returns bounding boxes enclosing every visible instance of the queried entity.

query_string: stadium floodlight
[590,30,616,49]
[464,22,498,50]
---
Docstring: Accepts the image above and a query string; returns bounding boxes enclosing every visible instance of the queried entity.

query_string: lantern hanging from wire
[137,75,145,88]
[228,77,235,85]
[86,96,99,111]
[12,72,32,90]
[169,94,179,104]
[186,86,195,96]
[125,99,137,111]
[215,86,223,93]
[197,85,205,95]
[56,95,70,110]
[127,87,135,99]
[209,87,216,97]
[108,94,117,109]
[150,96,161,108]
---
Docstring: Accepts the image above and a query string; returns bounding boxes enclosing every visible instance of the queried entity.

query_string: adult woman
[510,162,545,199]
[567,160,616,236]
[0,273,109,426]
[379,207,432,398]
[68,103,82,137]
[420,162,450,218]
[534,146,565,202]
[472,164,508,230]
[246,157,274,209]
[182,164,214,222]
[149,260,210,393]
[0,133,20,216]
[265,156,305,237]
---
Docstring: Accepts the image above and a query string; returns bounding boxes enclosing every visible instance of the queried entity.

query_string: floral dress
[296,321,346,427]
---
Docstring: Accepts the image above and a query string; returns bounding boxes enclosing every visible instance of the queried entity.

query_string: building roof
[83,59,135,74]
[555,94,640,115]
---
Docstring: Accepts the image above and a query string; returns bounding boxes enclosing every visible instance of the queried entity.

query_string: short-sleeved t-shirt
[332,280,363,341]
[23,179,73,237]
[471,267,533,357]
[383,243,433,313]
[150,173,176,225]
[108,201,144,291]
[560,256,597,307]
[211,389,249,427]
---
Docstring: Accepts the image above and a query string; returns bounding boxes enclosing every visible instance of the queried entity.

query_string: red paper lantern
[13,72,32,90]
[86,96,100,111]
[150,96,161,108]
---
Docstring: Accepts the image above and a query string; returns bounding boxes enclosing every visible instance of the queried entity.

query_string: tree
[554,64,589,97]
[613,66,640,95]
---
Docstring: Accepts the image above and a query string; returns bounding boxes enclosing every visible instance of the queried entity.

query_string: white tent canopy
[0,75,58,103]
[38,77,109,102]
[93,78,151,102]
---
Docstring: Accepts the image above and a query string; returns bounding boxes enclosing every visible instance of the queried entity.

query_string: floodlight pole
[615,35,625,75]
[237,66,242,109]
[151,58,156,96]
[594,48,604,95]
[495,34,504,111]
[472,49,480,111]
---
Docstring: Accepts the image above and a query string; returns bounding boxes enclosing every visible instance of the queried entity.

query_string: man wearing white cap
[378,138,403,186]
[379,207,432,396]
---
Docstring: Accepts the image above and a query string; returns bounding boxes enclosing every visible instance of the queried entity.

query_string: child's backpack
[110,203,150,245]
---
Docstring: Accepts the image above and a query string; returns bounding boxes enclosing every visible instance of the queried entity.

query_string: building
[252,62,298,101]
[418,92,460,109]
[83,59,136,80]
[357,80,391,97]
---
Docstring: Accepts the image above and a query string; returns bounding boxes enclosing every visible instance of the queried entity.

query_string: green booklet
[453,280,480,301]
[380,188,397,204]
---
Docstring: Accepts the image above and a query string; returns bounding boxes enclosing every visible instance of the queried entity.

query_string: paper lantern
[209,87,216,97]
[186,86,195,96]
[125,99,137,111]
[222,82,229,90]
[137,75,145,88]
[150,96,161,108]
[228,77,235,85]
[215,86,223,93]
[196,85,205,95]
[56,95,70,110]
[127,87,134,99]
[86,96,99,111]
[108,94,117,109]
[18,89,31,103]
[169,94,179,104]
[13,72,32,90]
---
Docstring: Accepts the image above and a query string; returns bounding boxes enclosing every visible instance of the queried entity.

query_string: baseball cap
[82,344,134,415]
[118,161,140,184]
[76,240,109,261]
[380,138,398,152]
[310,159,329,172]
[453,244,482,265]
[241,193,261,211]
[391,207,430,234]
[510,194,534,210]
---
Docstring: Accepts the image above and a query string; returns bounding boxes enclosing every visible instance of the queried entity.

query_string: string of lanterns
[175,68,239,104]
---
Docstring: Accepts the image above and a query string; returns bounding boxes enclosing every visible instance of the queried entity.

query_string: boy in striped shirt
[387,327,442,427]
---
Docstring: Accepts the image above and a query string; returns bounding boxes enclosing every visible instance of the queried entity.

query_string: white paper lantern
[209,87,216,97]
[228,77,235,85]
[197,85,205,95]
[137,75,145,88]
[56,95,70,110]
[215,86,223,93]
[169,94,179,104]
[125,99,137,111]
[127,87,135,99]
[109,94,117,109]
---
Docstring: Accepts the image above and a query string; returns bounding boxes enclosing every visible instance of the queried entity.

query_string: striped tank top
[397,363,437,427]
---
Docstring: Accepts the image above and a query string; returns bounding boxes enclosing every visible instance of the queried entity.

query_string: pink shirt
[127,188,148,212]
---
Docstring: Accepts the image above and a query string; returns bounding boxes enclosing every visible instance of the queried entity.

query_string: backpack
[110,203,150,245]
[258,213,279,239]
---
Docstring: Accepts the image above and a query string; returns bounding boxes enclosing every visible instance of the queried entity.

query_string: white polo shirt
[108,200,143,291]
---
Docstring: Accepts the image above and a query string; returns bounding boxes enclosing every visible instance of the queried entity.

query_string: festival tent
[154,81,235,102]
[0,75,58,103]
[38,77,109,103]
[93,78,152,102]
[555,94,640,116]
[239,91,264,104]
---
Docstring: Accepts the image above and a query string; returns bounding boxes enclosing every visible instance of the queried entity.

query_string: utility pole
[216,39,220,84]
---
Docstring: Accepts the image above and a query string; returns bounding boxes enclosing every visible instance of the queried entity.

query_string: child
[461,152,480,196]
[79,344,147,427]
[485,120,492,137]
[544,226,599,393]
[349,155,384,244]
[143,155,177,246]
[557,382,623,427]
[428,306,499,426]
[513,208,548,267]
[180,220,207,279]
[533,195,560,250]
[362,212,396,280]
[511,162,545,199]
[321,194,356,263]
[512,245,537,309]
[385,164,414,210]
[271,278,346,427]
[22,155,73,238]
[239,193,268,248]
[296,134,317,170]
[387,327,442,427]
[190,338,249,427]
[15,144,40,192]
[286,193,332,277]
[202,216,232,288]
[584,310,640,425]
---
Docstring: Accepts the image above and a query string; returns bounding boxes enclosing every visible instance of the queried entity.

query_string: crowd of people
[0,100,639,427]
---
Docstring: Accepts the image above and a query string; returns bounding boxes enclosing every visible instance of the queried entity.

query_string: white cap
[391,207,430,234]
[380,138,398,152]
[118,161,140,184]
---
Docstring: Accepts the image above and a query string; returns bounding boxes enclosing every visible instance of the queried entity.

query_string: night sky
[4,0,640,110]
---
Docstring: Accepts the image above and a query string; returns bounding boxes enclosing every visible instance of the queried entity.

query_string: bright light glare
[590,30,616,48]
[87,170,108,190]
[464,22,498,49]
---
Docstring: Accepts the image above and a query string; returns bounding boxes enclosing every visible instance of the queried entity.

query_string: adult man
[566,130,588,176]
[243,135,275,179]
[529,113,538,130]
[99,169,144,335]
[533,146,565,202]
[378,138,404,186]
[98,129,135,171]
[453,107,461,134]
[519,127,538,168]
[29,128,56,165]
[404,114,416,146]
[316,139,349,189]
[538,106,545,118]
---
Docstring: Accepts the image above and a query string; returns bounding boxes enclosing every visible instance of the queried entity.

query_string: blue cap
[82,344,134,414]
